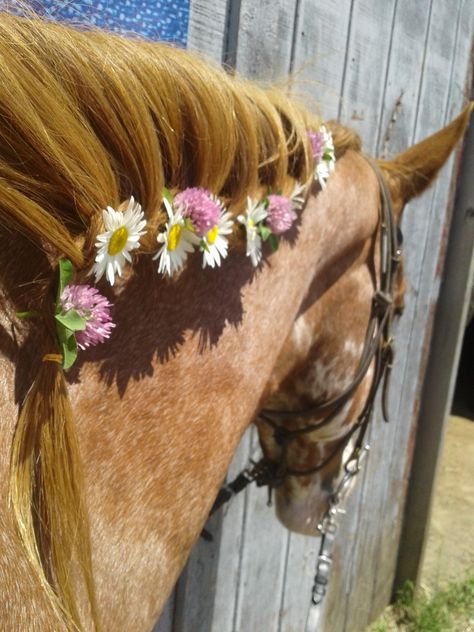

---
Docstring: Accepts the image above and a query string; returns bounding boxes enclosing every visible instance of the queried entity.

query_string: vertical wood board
[187,0,229,63]
[370,0,471,608]
[395,98,474,588]
[291,0,353,119]
[234,0,298,80]
[337,0,397,150]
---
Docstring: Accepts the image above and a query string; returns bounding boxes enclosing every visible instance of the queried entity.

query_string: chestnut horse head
[257,111,473,534]
[0,13,471,632]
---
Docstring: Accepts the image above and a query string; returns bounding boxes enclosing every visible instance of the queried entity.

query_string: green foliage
[268,233,279,252]
[54,259,87,370]
[161,187,174,207]
[368,571,474,631]
[258,223,271,241]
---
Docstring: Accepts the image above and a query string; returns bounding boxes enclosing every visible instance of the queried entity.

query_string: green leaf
[268,234,279,252]
[61,334,78,370]
[184,217,194,232]
[259,224,271,241]
[55,309,87,332]
[161,187,174,206]
[200,239,210,253]
[56,258,73,305]
[262,197,269,209]
[55,315,79,371]
[323,149,333,161]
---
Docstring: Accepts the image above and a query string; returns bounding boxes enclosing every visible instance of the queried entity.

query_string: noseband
[210,156,402,512]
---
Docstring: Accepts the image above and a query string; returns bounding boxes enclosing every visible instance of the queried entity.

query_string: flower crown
[22,126,335,370]
[92,125,335,283]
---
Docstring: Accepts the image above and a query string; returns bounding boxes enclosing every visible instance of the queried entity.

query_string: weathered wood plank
[340,1,472,627]
[292,0,353,119]
[233,431,290,632]
[338,0,397,151]
[153,592,175,632]
[187,0,229,63]
[279,533,319,632]
[316,2,396,629]
[172,513,224,632]
[170,428,252,632]
[369,0,471,618]
[226,4,302,630]
[395,102,474,591]
[235,0,298,81]
[204,428,253,632]
[376,0,433,158]
[393,0,474,593]
[333,0,434,627]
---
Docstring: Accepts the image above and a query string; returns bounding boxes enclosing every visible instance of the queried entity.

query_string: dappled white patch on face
[291,314,314,353]
[304,356,353,401]
[343,338,364,357]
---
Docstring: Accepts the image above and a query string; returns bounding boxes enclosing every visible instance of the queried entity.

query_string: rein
[208,155,402,625]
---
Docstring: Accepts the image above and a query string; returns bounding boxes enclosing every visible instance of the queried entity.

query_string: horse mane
[1,13,318,273]
[326,120,362,156]
[0,12,360,631]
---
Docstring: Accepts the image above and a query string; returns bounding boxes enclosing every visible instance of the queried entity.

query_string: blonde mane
[0,13,327,274]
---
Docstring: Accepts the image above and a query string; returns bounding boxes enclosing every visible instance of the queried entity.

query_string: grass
[368,571,474,632]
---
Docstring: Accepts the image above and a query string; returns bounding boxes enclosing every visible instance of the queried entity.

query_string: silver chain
[305,445,370,632]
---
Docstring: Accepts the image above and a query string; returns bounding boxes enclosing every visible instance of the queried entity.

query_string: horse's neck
[0,151,378,629]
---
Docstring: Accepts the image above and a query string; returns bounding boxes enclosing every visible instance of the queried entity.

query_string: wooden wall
[155,1,474,630]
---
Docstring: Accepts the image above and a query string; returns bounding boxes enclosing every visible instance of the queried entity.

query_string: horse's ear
[380,102,473,209]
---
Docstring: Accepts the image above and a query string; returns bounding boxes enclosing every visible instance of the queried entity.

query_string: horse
[0,13,471,632]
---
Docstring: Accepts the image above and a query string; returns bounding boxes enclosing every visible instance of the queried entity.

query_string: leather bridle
[209,156,403,515]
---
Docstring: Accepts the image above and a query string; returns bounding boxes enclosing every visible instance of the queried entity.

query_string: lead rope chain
[305,445,370,631]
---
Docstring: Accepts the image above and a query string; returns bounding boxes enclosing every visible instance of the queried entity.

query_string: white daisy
[154,197,199,276]
[200,210,234,268]
[237,198,268,267]
[314,125,336,188]
[92,196,147,286]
